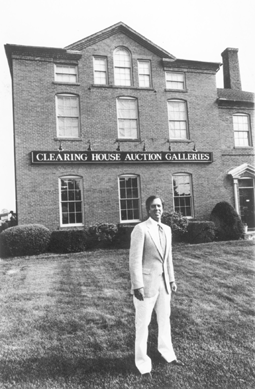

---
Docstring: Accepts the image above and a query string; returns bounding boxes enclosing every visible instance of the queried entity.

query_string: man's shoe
[141,372,152,380]
[171,359,185,367]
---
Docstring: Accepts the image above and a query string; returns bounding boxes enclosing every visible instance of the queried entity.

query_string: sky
[0,0,254,213]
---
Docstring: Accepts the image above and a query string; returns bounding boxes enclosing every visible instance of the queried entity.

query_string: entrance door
[239,178,255,229]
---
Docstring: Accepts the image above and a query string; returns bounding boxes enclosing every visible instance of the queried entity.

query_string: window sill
[169,139,191,143]
[116,138,141,142]
[90,84,155,92]
[53,82,80,86]
[233,146,253,150]
[119,220,140,224]
[60,224,84,228]
[165,88,187,93]
[54,137,82,141]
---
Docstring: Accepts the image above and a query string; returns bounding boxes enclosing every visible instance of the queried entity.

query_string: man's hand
[134,287,144,301]
[170,282,177,293]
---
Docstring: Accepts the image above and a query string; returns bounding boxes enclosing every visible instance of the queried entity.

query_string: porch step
[244,231,255,240]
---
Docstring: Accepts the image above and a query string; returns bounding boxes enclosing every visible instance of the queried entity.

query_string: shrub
[161,211,188,242]
[86,223,119,249]
[210,201,244,241]
[0,232,11,258]
[0,224,50,258]
[114,224,134,249]
[48,230,87,253]
[186,221,216,244]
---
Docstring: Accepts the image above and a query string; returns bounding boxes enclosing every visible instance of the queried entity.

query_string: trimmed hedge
[186,221,216,244]
[114,224,134,249]
[86,223,119,249]
[0,224,50,258]
[161,211,188,242]
[48,229,87,253]
[210,201,244,241]
[48,223,119,253]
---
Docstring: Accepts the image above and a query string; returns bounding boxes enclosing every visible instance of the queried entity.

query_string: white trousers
[133,276,176,374]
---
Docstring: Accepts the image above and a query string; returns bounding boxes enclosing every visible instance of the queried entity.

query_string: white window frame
[59,176,84,227]
[118,174,141,223]
[138,60,152,88]
[165,71,185,90]
[116,97,139,140]
[167,99,189,140]
[56,94,80,138]
[54,64,78,83]
[172,173,193,218]
[114,47,132,86]
[233,113,251,147]
[93,56,108,85]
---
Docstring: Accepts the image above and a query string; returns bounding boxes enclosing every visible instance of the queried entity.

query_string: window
[93,56,108,85]
[165,72,185,90]
[59,176,83,226]
[114,47,132,86]
[173,173,193,217]
[56,94,80,138]
[233,114,251,147]
[167,99,188,140]
[138,60,151,87]
[119,175,141,222]
[55,65,78,83]
[117,97,139,139]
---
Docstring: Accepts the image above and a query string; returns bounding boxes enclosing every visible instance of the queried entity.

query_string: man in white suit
[129,195,183,377]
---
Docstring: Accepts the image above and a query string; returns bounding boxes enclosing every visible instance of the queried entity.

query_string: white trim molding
[228,163,255,216]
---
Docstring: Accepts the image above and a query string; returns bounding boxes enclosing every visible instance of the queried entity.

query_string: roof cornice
[5,44,82,75]
[162,58,221,72]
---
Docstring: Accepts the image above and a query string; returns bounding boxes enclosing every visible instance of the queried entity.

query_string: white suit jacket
[129,217,175,298]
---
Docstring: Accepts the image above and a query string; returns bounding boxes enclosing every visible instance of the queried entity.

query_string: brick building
[5,22,255,231]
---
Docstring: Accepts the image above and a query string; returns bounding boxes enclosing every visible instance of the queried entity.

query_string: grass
[0,240,254,389]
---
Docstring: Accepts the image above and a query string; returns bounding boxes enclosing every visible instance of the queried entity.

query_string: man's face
[148,198,163,222]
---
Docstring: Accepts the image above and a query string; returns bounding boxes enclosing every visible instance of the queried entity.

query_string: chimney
[221,48,242,90]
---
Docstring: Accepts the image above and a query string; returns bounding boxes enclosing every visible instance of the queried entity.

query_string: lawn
[0,240,254,389]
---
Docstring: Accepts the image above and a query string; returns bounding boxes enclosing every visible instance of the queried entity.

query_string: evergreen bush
[210,201,244,241]
[186,221,216,244]
[161,211,188,242]
[0,224,50,258]
[48,230,87,253]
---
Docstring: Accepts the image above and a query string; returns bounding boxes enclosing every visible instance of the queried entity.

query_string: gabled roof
[228,163,255,179]
[65,21,176,60]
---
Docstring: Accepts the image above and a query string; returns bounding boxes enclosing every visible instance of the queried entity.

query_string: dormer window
[114,47,132,86]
